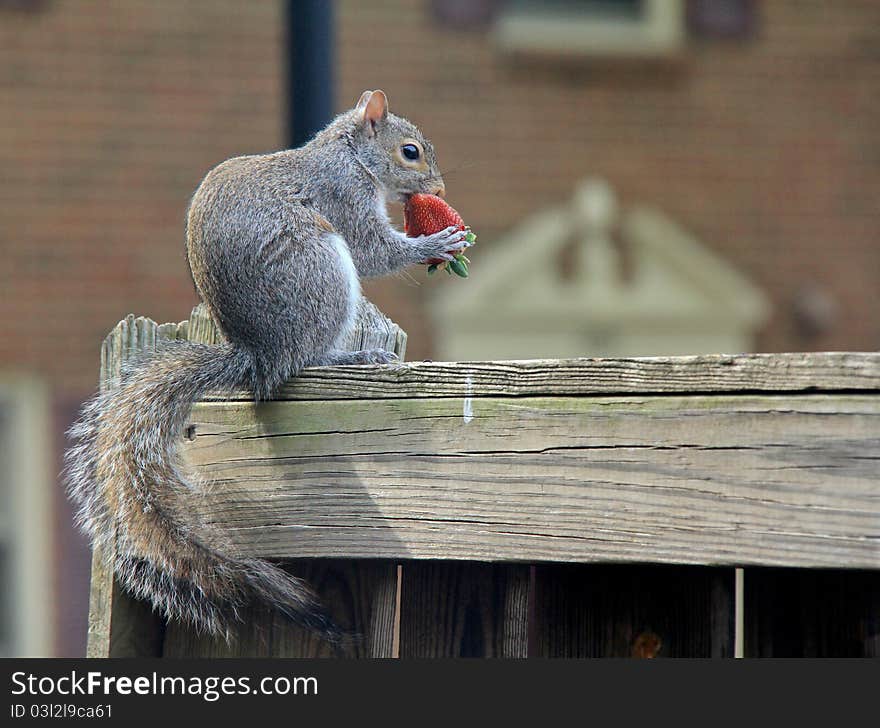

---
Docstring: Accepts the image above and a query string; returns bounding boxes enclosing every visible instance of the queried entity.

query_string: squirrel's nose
[432,182,446,198]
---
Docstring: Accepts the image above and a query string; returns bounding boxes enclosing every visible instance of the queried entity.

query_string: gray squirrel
[65,90,469,644]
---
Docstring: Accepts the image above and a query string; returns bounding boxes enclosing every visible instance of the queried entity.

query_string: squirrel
[65,90,469,644]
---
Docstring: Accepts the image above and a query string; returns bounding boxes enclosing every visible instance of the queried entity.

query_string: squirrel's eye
[401,144,420,161]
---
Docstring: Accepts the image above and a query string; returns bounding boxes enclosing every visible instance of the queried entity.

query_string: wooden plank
[162,560,398,658]
[398,562,530,657]
[85,313,174,658]
[86,299,407,657]
[85,546,115,657]
[197,352,880,402]
[179,393,880,568]
[86,543,166,658]
[744,568,880,657]
[533,565,735,657]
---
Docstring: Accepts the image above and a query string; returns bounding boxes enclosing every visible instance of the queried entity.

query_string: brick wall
[0,0,284,397]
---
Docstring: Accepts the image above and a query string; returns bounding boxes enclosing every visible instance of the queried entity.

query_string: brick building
[0,1,877,655]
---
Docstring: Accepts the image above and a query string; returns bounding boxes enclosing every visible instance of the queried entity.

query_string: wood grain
[398,563,530,657]
[533,565,735,657]
[162,560,398,658]
[180,393,880,568]
[86,313,173,658]
[200,352,880,402]
[85,304,879,658]
[744,568,880,657]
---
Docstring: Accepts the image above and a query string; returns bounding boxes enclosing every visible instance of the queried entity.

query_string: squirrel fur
[65,90,467,644]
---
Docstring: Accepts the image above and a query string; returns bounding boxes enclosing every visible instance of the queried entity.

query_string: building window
[0,376,51,656]
[493,0,685,58]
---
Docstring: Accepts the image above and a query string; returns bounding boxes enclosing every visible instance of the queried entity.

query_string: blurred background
[0,0,877,656]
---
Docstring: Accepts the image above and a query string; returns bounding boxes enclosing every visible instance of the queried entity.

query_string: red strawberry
[405,193,465,236]
[404,193,467,266]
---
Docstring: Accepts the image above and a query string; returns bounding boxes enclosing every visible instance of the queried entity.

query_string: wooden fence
[86,302,880,658]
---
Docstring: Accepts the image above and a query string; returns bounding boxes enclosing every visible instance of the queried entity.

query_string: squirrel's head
[349,90,446,202]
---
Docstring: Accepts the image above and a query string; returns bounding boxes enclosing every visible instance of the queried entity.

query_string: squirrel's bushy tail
[65,340,345,643]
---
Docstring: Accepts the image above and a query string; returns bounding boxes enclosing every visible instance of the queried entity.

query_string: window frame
[0,374,52,657]
[493,0,686,58]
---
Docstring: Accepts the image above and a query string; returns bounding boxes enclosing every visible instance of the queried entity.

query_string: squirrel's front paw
[415,226,470,262]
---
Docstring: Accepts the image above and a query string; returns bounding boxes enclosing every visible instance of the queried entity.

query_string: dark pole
[286,0,335,149]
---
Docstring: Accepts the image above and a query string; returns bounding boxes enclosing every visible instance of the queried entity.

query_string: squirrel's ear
[358,90,388,136]
[355,90,373,112]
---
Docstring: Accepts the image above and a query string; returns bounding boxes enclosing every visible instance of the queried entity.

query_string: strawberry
[404,193,464,240]
[404,193,476,277]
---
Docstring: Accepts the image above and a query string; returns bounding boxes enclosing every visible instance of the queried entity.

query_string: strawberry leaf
[449,258,468,277]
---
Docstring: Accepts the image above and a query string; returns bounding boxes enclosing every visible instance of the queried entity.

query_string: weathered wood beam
[86,302,880,658]
[201,351,880,402]
[181,382,880,569]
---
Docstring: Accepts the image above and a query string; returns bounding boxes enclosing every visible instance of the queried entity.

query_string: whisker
[397,268,422,287]
[438,161,480,178]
